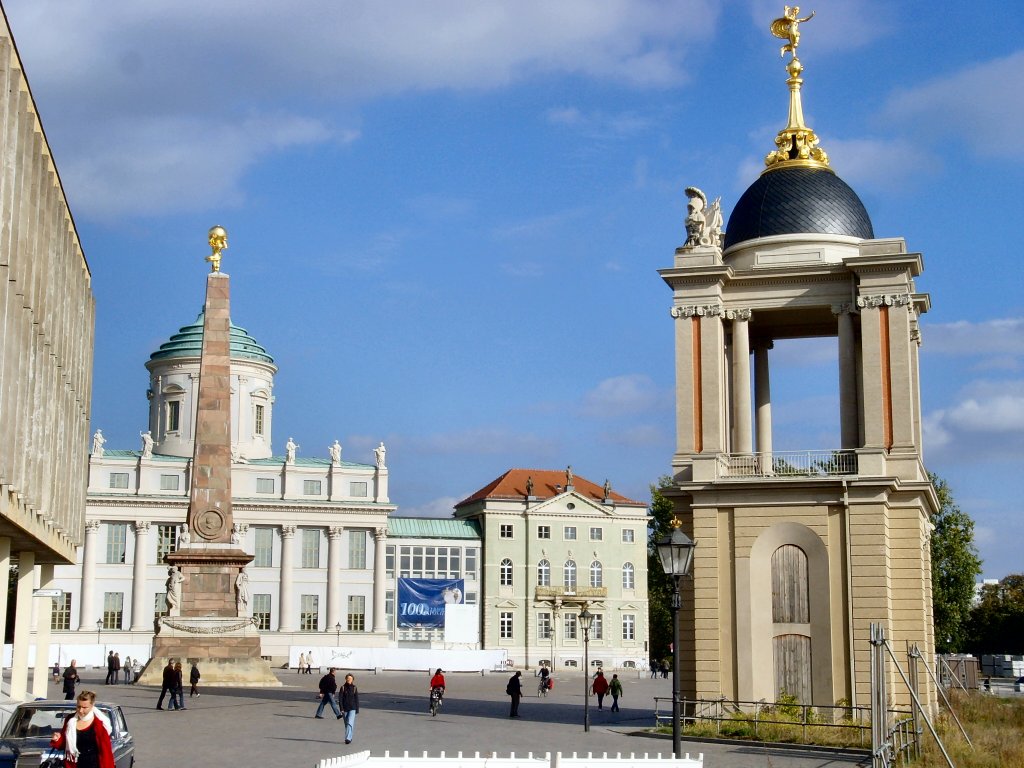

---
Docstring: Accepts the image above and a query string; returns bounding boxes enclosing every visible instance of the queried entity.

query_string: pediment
[528,491,617,517]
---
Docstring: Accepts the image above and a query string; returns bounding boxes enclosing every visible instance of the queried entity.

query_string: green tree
[929,472,982,652]
[967,574,1024,656]
[647,476,675,660]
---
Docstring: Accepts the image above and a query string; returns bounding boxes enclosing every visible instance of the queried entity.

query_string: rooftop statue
[684,187,724,249]
[771,6,815,59]
[206,225,228,273]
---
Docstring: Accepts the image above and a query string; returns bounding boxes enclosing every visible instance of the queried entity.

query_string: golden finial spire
[764,7,831,173]
[206,225,228,272]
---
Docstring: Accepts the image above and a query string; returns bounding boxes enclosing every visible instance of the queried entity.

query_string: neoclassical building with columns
[50,310,399,661]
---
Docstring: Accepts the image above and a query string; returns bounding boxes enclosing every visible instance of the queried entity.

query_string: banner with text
[397,578,465,628]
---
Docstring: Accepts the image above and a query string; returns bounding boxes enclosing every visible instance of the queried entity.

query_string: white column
[78,520,100,630]
[278,526,295,632]
[326,527,343,631]
[10,550,35,699]
[836,305,859,449]
[754,341,773,456]
[730,311,753,453]
[31,563,54,699]
[373,527,388,632]
[0,538,10,649]
[130,521,150,630]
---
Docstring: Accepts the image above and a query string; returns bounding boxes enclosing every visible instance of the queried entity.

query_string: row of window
[499,611,636,641]
[500,524,636,543]
[52,592,369,633]
[163,401,265,437]
[499,559,636,590]
[384,545,479,580]
[108,472,369,497]
[101,524,370,569]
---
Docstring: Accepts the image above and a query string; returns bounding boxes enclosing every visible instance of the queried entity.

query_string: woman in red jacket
[51,690,115,768]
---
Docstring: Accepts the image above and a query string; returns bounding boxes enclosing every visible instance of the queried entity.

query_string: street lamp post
[335,621,342,647]
[655,517,697,760]
[95,619,103,666]
[578,607,594,733]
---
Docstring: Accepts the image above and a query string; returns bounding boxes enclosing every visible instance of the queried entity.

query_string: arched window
[771,545,809,623]
[563,560,577,588]
[622,562,635,590]
[590,560,603,588]
[500,558,513,587]
[537,559,551,587]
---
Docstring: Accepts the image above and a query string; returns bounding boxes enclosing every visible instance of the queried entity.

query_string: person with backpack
[506,671,523,717]
[609,673,623,712]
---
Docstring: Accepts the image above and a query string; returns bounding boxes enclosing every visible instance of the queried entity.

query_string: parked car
[0,700,134,768]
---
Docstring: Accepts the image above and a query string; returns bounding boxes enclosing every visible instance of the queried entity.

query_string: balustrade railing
[717,450,857,478]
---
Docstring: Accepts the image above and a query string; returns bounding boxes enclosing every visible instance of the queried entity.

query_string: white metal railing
[717,450,857,479]
[318,751,703,768]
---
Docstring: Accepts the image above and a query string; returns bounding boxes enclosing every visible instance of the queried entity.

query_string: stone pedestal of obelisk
[138,227,279,686]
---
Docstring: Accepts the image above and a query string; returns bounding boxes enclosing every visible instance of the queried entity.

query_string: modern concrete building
[0,8,95,700]
[454,469,650,671]
[660,19,937,710]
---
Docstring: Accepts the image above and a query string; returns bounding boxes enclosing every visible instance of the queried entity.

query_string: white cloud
[924,384,1024,460]
[922,318,1024,357]
[581,374,668,418]
[824,137,938,191]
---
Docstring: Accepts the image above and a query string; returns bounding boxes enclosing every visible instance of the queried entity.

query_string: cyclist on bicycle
[538,664,551,694]
[429,668,446,699]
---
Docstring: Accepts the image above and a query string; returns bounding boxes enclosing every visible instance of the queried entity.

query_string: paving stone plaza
[30,668,867,768]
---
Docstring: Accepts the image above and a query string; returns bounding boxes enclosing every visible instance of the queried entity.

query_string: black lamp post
[335,621,342,647]
[655,517,696,759]
[95,618,102,645]
[578,607,594,733]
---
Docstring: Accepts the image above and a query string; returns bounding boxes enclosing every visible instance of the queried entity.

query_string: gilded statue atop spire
[207,225,228,272]
[763,6,831,173]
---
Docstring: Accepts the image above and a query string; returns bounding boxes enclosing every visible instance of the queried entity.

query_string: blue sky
[5,1,1021,578]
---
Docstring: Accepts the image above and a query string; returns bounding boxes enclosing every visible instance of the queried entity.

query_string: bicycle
[429,687,443,716]
[537,677,550,697]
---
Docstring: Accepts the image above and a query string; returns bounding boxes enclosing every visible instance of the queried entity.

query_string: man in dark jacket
[506,670,523,717]
[315,668,342,719]
[156,660,175,709]
[61,660,80,700]
[104,651,116,685]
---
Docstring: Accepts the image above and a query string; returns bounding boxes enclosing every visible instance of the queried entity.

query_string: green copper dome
[149,311,275,365]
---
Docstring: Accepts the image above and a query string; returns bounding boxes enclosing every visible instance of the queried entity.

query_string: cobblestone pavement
[36,668,869,768]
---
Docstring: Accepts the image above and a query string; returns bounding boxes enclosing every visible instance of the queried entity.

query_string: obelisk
[139,227,279,686]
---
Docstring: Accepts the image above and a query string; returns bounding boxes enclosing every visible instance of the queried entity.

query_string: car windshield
[2,707,75,738]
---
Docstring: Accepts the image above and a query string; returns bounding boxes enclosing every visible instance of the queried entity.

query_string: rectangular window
[500,611,513,639]
[622,614,636,641]
[109,473,129,489]
[592,614,604,641]
[465,548,478,579]
[411,546,423,577]
[537,525,550,539]
[253,594,271,630]
[563,526,577,541]
[256,477,275,494]
[159,474,180,491]
[300,594,319,631]
[303,480,322,496]
[563,613,577,641]
[537,611,551,641]
[349,530,367,569]
[51,593,72,631]
[589,527,603,541]
[105,523,127,564]
[301,529,320,568]
[622,528,635,543]
[254,404,265,436]
[167,400,180,432]
[465,591,477,605]
[102,592,124,630]
[254,527,273,567]
[154,593,168,620]
[350,481,368,497]
[385,545,395,578]
[500,524,514,538]
[156,524,178,562]
[347,595,366,631]
[385,590,395,632]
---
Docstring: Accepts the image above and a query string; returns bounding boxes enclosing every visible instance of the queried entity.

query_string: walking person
[170,661,186,710]
[305,651,313,674]
[156,660,175,709]
[506,670,523,717]
[315,668,343,719]
[190,662,201,697]
[122,656,132,684]
[297,652,306,674]
[62,660,80,701]
[609,673,623,712]
[591,669,609,710]
[112,653,121,685]
[649,659,659,679]
[340,673,360,744]
[104,651,115,685]
[50,690,116,768]
[52,661,61,683]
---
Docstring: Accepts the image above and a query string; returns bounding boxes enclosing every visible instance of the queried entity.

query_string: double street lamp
[655,517,696,760]
[578,607,594,733]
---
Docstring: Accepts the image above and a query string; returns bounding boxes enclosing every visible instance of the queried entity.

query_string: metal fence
[717,450,857,478]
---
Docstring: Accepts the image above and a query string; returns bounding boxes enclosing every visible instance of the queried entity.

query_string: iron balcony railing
[535,586,608,600]
[717,450,857,479]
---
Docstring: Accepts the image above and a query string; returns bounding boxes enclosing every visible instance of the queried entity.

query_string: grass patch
[919,691,1024,768]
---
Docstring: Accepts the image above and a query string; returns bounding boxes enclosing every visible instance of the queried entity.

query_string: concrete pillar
[130,521,150,630]
[31,563,54,699]
[78,520,100,630]
[754,341,773,456]
[373,527,388,632]
[10,550,35,699]
[327,527,343,631]
[730,311,752,453]
[0,538,10,652]
[836,305,859,449]
[278,525,295,631]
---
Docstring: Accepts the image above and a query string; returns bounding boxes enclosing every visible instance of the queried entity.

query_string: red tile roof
[455,468,644,508]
